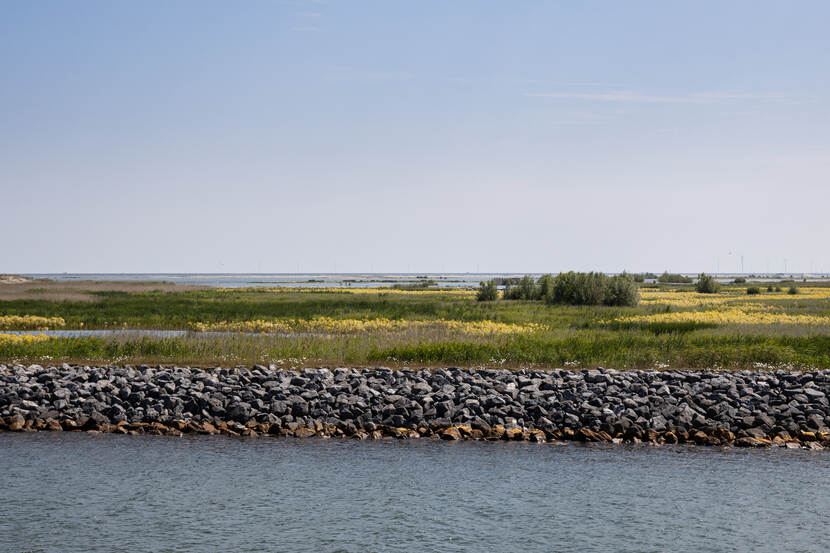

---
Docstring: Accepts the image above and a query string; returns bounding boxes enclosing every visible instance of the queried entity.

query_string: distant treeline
[478,272,640,306]
[391,280,438,290]
[492,272,686,285]
[657,272,693,284]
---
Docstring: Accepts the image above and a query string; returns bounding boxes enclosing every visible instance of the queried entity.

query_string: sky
[2,1,829,274]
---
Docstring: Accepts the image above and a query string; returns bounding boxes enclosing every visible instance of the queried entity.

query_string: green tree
[695,273,721,294]
[476,280,498,301]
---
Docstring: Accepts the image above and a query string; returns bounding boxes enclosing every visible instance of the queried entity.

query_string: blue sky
[2,1,829,274]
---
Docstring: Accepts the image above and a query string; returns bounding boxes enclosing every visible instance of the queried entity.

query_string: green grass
[0,288,627,328]
[4,331,830,370]
[2,283,830,369]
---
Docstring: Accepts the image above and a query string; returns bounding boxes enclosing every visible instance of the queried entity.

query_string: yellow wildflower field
[0,333,54,345]
[640,288,830,308]
[615,307,830,326]
[0,315,66,330]
[191,317,540,336]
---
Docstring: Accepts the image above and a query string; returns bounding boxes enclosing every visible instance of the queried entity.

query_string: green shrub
[788,286,800,295]
[733,277,747,284]
[503,275,540,300]
[605,274,640,307]
[538,274,554,301]
[767,285,774,292]
[547,272,639,307]
[695,273,721,294]
[658,272,693,284]
[775,286,782,292]
[551,272,605,305]
[747,286,760,295]
[476,280,498,301]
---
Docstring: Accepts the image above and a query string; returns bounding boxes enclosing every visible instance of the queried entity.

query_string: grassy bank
[2,331,829,370]
[1,281,830,369]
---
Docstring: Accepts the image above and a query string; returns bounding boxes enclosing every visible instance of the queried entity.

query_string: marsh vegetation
[1,276,829,369]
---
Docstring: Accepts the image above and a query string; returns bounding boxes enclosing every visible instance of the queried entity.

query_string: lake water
[21,273,491,288]
[2,434,829,553]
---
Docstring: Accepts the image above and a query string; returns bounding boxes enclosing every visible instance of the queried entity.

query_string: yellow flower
[189,317,540,336]
[640,288,830,308]
[0,333,54,344]
[614,307,830,326]
[0,315,66,330]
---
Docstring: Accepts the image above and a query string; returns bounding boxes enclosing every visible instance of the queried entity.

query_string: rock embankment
[1,364,829,449]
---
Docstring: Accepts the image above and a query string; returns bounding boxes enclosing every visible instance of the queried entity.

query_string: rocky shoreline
[2,364,829,449]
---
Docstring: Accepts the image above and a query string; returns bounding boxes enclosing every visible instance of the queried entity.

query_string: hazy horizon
[3,2,829,274]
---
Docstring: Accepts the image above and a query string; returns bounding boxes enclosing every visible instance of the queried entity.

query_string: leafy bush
[547,272,639,307]
[476,280,498,301]
[775,286,782,292]
[605,274,641,307]
[747,286,760,295]
[538,274,554,301]
[503,275,540,300]
[788,286,800,295]
[695,273,721,294]
[658,272,693,284]
[733,277,747,284]
[767,285,774,292]
[550,272,606,305]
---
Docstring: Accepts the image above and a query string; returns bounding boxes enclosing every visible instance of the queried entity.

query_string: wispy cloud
[524,90,788,104]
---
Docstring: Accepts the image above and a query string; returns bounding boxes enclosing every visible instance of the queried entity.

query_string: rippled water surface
[2,435,829,553]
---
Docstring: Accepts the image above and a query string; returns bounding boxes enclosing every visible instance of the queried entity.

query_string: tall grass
[4,331,829,370]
